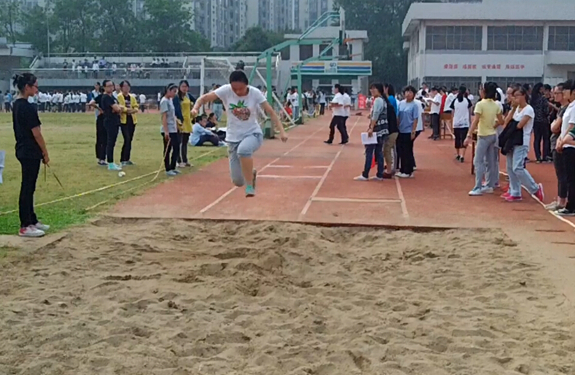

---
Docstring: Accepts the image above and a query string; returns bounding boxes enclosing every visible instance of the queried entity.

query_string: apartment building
[197,0,334,49]
[402,0,575,92]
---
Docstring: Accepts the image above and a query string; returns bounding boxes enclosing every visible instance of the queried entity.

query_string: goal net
[199,56,296,131]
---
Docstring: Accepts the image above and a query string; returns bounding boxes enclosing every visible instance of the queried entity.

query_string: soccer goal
[199,56,296,132]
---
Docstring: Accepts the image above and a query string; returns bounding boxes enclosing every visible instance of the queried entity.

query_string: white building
[402,0,575,93]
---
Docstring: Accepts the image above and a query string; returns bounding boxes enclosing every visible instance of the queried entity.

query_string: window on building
[280,46,290,60]
[423,77,482,94]
[548,26,575,51]
[319,43,331,56]
[487,26,544,51]
[425,26,482,51]
[486,77,543,89]
[299,45,313,60]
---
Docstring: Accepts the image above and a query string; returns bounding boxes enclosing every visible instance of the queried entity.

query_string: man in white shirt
[417,83,429,99]
[139,93,146,112]
[325,84,349,144]
[92,62,99,79]
[288,88,300,120]
[343,89,352,118]
[427,87,442,140]
[80,91,87,112]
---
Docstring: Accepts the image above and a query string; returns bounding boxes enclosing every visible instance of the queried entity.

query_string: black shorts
[454,127,468,149]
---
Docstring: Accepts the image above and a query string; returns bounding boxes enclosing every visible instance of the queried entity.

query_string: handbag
[374,103,390,138]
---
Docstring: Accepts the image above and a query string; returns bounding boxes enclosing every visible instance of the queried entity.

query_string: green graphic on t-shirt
[229,101,251,121]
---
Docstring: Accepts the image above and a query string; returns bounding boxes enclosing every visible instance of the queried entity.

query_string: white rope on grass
[0,148,222,216]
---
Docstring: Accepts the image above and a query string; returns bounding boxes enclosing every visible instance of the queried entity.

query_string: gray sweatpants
[473,134,498,190]
[228,133,263,187]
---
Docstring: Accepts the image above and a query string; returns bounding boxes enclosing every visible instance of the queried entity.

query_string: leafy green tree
[335,0,439,87]
[232,27,286,52]
[0,0,21,44]
[96,0,140,53]
[141,0,210,52]
[49,0,98,52]
[19,5,50,53]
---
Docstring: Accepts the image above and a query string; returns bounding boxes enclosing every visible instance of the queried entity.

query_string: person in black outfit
[12,73,50,238]
[118,80,138,166]
[100,80,125,171]
[89,86,107,165]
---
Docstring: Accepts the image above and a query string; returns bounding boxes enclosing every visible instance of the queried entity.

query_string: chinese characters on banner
[443,64,526,70]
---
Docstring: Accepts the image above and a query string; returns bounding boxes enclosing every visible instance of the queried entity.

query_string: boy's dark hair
[199,114,208,121]
[403,85,417,95]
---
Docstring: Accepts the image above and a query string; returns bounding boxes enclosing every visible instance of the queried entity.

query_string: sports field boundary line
[298,116,363,221]
[199,125,326,214]
[499,171,575,230]
[312,197,402,204]
[258,175,322,179]
[395,177,410,220]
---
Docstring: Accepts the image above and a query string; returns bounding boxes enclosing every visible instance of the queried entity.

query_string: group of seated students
[190,112,226,147]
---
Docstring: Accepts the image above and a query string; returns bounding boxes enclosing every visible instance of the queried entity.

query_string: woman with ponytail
[12,73,50,237]
[450,85,472,162]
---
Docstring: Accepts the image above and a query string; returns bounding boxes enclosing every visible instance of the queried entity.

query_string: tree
[232,27,286,52]
[20,5,50,53]
[96,0,140,53]
[0,0,21,44]
[141,0,210,52]
[49,0,98,53]
[334,0,439,87]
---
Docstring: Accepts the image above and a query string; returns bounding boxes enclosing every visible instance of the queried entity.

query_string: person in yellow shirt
[464,82,504,196]
[173,80,196,167]
[117,80,139,166]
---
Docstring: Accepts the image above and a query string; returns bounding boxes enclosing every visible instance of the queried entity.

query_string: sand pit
[1,219,574,375]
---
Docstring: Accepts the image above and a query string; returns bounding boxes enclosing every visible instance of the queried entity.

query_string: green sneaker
[245,185,255,197]
[108,163,122,171]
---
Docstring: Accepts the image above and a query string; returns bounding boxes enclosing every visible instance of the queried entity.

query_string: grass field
[0,112,227,235]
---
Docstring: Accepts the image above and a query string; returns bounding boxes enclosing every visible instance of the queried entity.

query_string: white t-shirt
[80,93,87,103]
[343,93,352,117]
[288,92,299,107]
[450,97,472,128]
[415,99,424,131]
[560,102,575,149]
[214,84,266,143]
[139,94,146,104]
[513,105,535,147]
[429,93,442,114]
[445,93,456,112]
[92,63,99,71]
[331,93,346,117]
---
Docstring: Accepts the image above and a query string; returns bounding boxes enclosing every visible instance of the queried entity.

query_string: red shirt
[440,94,447,114]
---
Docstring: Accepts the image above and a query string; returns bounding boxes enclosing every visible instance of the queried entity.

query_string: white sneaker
[396,173,413,179]
[35,222,50,231]
[480,187,494,194]
[468,189,483,196]
[354,175,369,181]
[19,226,45,238]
